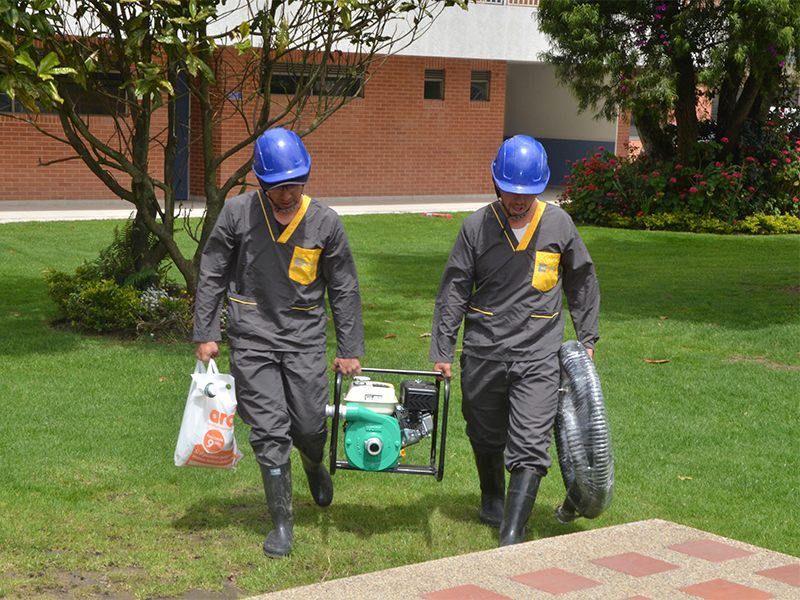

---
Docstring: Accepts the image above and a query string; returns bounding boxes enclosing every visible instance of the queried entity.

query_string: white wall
[398,3,549,61]
[505,63,615,140]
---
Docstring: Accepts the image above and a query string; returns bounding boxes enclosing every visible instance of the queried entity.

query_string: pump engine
[326,375,441,473]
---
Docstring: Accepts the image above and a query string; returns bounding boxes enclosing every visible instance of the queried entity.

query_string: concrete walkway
[0,189,566,223]
[251,519,798,600]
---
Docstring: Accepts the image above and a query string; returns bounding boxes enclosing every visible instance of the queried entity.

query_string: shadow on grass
[172,488,586,550]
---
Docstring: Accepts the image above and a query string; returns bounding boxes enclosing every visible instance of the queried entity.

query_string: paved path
[0,190,565,223]
[250,519,799,600]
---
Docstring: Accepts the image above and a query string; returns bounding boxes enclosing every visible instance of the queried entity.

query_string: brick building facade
[0,53,507,204]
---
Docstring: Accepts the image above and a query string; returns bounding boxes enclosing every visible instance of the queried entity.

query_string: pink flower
[652,171,660,176]
[748,187,755,192]
[721,137,729,143]
[675,164,683,169]
[689,187,698,193]
[746,156,755,162]
[793,198,799,202]
[670,177,677,183]
[700,181,706,186]
[715,162,722,167]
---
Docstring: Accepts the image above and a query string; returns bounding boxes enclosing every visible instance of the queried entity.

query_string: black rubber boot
[498,468,541,547]
[474,452,505,527]
[260,462,293,558]
[299,450,334,508]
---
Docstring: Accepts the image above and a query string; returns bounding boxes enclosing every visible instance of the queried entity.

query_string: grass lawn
[0,214,797,599]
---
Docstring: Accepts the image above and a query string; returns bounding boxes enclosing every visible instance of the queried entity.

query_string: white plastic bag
[174,359,243,469]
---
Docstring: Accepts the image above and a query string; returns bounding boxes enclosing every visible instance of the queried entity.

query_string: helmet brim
[493,176,548,196]
[260,172,310,190]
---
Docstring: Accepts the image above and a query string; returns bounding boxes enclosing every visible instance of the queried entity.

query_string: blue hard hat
[491,135,550,195]
[253,128,311,188]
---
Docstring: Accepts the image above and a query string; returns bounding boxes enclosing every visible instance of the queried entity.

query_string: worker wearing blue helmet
[194,127,365,558]
[430,135,600,547]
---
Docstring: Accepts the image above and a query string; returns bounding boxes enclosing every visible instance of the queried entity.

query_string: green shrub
[45,267,202,338]
[606,211,728,234]
[563,113,800,233]
[46,272,146,332]
[604,211,799,235]
[733,213,800,235]
[137,286,196,340]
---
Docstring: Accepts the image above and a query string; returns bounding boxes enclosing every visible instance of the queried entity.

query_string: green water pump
[329,404,403,471]
[328,367,451,481]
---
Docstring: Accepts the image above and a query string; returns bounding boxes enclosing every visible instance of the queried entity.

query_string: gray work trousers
[460,352,560,475]
[230,347,329,467]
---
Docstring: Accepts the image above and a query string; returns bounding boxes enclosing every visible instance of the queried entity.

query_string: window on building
[470,71,491,101]
[424,69,445,100]
[629,113,640,140]
[266,63,364,98]
[0,72,126,116]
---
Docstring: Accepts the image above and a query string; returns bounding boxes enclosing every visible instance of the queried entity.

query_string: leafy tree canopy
[537,0,800,163]
[0,0,467,294]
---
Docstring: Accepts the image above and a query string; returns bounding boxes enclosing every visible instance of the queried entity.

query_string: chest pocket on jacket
[532,251,560,292]
[289,247,322,285]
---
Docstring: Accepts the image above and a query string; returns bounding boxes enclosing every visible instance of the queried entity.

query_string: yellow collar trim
[259,191,310,243]
[491,200,546,251]
[515,200,546,251]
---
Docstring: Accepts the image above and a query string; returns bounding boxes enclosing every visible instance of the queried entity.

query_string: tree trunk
[720,71,763,157]
[632,106,674,163]
[673,52,699,165]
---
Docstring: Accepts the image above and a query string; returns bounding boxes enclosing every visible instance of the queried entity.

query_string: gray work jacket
[430,200,600,363]
[194,191,365,358]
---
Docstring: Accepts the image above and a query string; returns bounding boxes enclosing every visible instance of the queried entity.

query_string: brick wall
[1,52,506,204]
[301,55,506,198]
[0,104,170,202]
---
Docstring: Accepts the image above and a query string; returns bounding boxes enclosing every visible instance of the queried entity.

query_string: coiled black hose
[553,340,614,523]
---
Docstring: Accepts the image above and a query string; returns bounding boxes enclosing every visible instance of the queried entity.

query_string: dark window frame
[424,68,445,100]
[265,63,364,98]
[470,70,491,102]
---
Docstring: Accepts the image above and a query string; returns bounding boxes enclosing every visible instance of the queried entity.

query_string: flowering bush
[46,270,226,340]
[563,117,800,232]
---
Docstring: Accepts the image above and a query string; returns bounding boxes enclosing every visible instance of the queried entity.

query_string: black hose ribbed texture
[554,340,614,519]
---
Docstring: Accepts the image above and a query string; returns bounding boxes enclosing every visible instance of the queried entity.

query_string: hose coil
[554,340,614,523]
